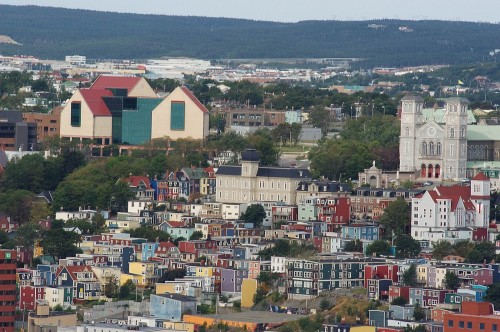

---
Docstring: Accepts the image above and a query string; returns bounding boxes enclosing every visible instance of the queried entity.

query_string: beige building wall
[94,116,113,138]
[129,78,158,98]
[60,90,97,139]
[216,174,299,205]
[151,87,209,140]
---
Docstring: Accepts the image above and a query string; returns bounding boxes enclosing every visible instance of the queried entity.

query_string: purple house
[220,268,249,293]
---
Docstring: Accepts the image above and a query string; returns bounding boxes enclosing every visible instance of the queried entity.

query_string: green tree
[452,240,474,258]
[380,198,410,239]
[119,279,136,300]
[240,204,266,228]
[413,303,426,321]
[391,296,407,306]
[158,268,186,283]
[395,235,421,258]
[15,221,42,252]
[189,230,204,240]
[0,190,34,224]
[104,275,119,298]
[309,139,373,180]
[444,271,460,290]
[320,299,331,311]
[467,241,496,263]
[366,240,391,257]
[344,239,363,252]
[39,222,82,259]
[484,282,500,310]
[402,264,417,286]
[432,240,453,260]
[247,129,280,166]
[127,226,170,242]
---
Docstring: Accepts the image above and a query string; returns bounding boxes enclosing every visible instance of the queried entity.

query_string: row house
[364,264,399,285]
[121,261,159,287]
[388,285,411,303]
[351,187,423,219]
[234,226,262,244]
[159,221,195,239]
[320,232,347,254]
[19,285,45,310]
[297,197,318,222]
[219,267,249,293]
[367,278,392,300]
[316,196,351,231]
[178,240,218,261]
[123,175,155,200]
[271,205,298,227]
[55,266,101,303]
[319,258,386,291]
[409,287,449,308]
[286,259,320,299]
[342,223,380,241]
[296,180,350,205]
[154,241,181,259]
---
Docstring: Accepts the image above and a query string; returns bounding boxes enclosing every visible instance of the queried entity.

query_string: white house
[411,172,490,241]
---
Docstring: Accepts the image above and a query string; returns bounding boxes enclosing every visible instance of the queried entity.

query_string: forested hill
[0,5,499,67]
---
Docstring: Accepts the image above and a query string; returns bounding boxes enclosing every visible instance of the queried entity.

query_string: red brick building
[0,250,16,332]
[443,301,499,332]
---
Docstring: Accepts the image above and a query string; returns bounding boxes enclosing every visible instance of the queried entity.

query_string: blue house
[341,224,379,241]
[150,293,197,321]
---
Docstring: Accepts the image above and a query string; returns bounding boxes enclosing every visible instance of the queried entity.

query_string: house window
[479,323,485,330]
[71,102,81,127]
[459,321,464,328]
[171,101,185,130]
[467,322,472,329]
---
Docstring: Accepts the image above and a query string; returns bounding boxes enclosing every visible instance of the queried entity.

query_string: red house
[389,285,411,303]
[316,197,350,231]
[19,285,45,310]
[473,268,494,286]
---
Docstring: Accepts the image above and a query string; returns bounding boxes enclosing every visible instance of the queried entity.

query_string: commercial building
[0,250,17,332]
[22,109,61,143]
[59,75,208,146]
[0,111,37,151]
[443,301,499,332]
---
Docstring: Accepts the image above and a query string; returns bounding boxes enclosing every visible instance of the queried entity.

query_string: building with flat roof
[0,250,16,332]
[0,110,37,151]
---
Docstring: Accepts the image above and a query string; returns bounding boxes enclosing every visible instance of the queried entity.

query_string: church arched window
[460,127,465,138]
[437,142,442,155]
[450,128,455,138]
[429,142,435,155]
[405,127,410,136]
[421,142,427,155]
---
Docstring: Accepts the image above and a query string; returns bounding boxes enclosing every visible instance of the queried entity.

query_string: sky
[0,0,499,23]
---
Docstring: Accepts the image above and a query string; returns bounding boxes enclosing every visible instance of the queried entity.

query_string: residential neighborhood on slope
[2,71,500,332]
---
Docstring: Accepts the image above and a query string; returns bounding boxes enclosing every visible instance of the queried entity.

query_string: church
[399,95,473,180]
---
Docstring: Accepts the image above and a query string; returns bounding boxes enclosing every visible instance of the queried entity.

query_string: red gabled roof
[124,175,152,188]
[181,86,209,113]
[431,185,475,211]
[57,265,93,280]
[472,172,489,181]
[155,241,177,254]
[90,76,142,93]
[79,89,113,117]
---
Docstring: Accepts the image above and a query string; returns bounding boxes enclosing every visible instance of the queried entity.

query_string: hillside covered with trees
[0,5,499,67]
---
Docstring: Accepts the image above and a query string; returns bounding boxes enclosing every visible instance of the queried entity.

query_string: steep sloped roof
[90,76,141,93]
[472,172,489,181]
[79,89,113,116]
[181,86,209,113]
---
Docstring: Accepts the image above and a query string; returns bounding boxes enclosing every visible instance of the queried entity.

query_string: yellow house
[194,266,214,278]
[151,86,209,141]
[417,264,429,284]
[120,261,157,287]
[241,278,258,308]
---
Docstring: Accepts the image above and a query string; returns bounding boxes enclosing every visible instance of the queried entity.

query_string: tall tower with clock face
[443,98,469,180]
[399,95,424,173]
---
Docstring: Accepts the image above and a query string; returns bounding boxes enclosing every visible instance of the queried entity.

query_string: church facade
[399,96,471,181]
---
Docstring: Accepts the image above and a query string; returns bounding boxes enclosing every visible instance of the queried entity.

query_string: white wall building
[411,172,490,241]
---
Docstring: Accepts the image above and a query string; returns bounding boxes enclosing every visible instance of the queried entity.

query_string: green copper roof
[422,108,476,124]
[466,125,500,141]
